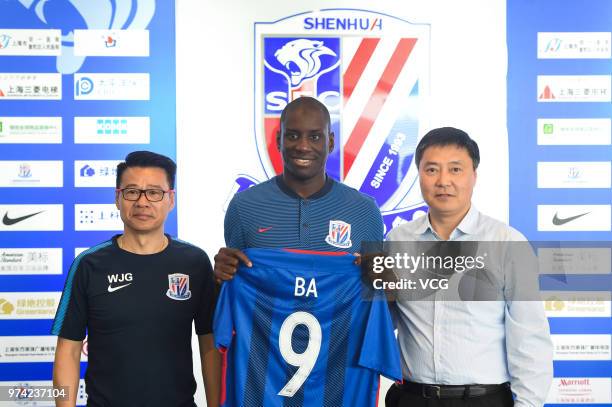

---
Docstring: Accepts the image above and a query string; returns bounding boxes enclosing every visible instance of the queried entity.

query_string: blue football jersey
[214,248,401,407]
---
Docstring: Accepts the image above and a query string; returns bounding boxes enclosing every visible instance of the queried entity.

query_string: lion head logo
[272,39,337,87]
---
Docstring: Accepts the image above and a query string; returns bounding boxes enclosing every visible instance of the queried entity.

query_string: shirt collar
[455,204,479,235]
[416,204,479,239]
[274,175,334,199]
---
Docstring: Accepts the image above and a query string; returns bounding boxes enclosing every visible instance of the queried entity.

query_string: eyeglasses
[116,188,174,202]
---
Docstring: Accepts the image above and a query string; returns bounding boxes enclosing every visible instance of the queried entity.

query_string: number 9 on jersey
[277,311,322,397]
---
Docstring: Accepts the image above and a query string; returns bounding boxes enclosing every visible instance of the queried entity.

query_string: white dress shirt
[386,205,553,407]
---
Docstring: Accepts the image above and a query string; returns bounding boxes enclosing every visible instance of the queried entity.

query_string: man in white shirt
[385,127,553,407]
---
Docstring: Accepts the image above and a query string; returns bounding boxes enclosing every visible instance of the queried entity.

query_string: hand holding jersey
[213,247,252,281]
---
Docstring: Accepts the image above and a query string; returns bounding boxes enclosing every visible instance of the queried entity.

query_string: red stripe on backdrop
[342,38,380,104]
[343,38,417,179]
[264,117,283,175]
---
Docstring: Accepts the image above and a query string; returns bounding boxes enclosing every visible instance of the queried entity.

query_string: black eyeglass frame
[116,188,174,202]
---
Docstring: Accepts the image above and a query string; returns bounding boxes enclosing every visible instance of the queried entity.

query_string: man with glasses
[52,151,220,407]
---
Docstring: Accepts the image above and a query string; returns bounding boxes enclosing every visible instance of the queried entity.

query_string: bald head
[279,96,331,132]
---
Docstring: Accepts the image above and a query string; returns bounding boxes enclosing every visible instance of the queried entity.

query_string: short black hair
[279,96,331,132]
[116,151,177,189]
[414,127,480,169]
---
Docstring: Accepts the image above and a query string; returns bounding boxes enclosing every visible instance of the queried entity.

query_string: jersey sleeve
[224,194,246,249]
[195,251,218,335]
[51,255,89,341]
[357,290,402,381]
[213,280,235,350]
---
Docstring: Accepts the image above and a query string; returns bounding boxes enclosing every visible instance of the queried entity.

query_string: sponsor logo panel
[0,379,87,406]
[74,248,88,258]
[0,161,63,187]
[74,160,121,187]
[73,117,150,144]
[537,118,611,146]
[537,205,611,232]
[74,204,122,231]
[0,73,61,100]
[538,247,611,275]
[543,292,611,318]
[0,117,62,144]
[0,292,61,319]
[0,29,61,56]
[537,161,611,189]
[0,248,62,275]
[538,32,611,59]
[551,334,611,361]
[537,75,611,102]
[74,73,149,100]
[0,335,87,362]
[74,29,149,56]
[0,204,63,231]
[546,378,611,404]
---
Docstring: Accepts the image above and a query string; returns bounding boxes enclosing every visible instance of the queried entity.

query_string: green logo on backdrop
[543,123,553,134]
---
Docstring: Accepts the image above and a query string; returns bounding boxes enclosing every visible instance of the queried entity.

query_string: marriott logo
[559,379,590,386]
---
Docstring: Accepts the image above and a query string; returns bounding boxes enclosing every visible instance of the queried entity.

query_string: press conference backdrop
[0,0,177,405]
[0,0,609,406]
[178,0,610,405]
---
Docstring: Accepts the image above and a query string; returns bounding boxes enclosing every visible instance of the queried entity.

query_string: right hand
[213,247,252,282]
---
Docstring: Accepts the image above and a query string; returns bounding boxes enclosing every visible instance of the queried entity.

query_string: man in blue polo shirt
[213,96,383,275]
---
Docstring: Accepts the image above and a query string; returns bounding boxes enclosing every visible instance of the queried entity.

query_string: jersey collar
[274,175,334,200]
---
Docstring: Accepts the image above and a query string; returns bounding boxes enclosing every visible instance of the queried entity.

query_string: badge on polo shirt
[166,273,192,300]
[325,220,352,248]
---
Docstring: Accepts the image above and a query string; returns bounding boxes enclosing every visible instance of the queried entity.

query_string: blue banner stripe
[540,275,612,291]
[50,240,112,335]
[0,276,71,292]
[553,361,612,378]
[0,362,86,380]
[548,318,612,335]
[0,321,53,335]
[546,405,608,407]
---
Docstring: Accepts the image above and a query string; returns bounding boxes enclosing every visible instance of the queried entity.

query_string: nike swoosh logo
[258,227,273,233]
[552,212,591,225]
[107,283,132,293]
[2,211,44,226]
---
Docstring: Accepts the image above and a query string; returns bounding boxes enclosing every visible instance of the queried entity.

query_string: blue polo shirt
[224,176,383,251]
